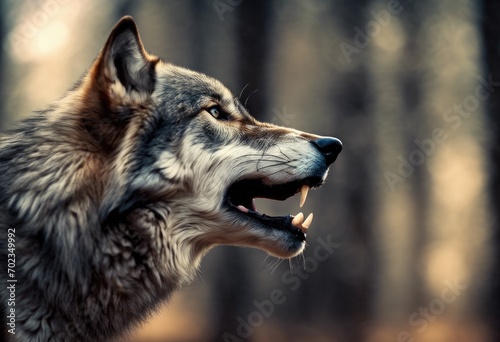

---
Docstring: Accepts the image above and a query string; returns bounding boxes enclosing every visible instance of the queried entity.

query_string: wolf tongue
[237,205,249,213]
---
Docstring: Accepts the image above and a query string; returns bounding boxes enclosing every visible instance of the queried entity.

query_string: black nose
[311,137,342,165]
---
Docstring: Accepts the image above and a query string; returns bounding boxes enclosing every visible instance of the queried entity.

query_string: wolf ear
[95,16,158,98]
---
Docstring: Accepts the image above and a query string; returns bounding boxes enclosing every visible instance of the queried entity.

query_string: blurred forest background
[0,0,499,341]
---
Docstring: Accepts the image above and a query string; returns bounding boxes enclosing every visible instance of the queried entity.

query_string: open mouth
[225,176,325,241]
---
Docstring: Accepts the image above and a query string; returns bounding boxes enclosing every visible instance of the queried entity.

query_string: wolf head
[0,16,341,340]
[84,16,342,267]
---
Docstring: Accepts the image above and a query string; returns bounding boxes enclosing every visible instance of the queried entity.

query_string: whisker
[232,153,289,162]
[274,143,292,162]
[233,158,290,170]
[256,161,293,172]
[260,161,292,170]
[262,254,270,265]
[232,153,288,167]
[235,158,287,165]
[270,258,285,274]
[253,166,294,180]
[232,155,289,164]
[244,89,259,108]
[265,257,280,272]
[238,83,250,100]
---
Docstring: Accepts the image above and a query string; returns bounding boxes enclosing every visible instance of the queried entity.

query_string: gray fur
[0,17,340,341]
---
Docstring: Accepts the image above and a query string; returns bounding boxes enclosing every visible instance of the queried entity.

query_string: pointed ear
[95,16,158,99]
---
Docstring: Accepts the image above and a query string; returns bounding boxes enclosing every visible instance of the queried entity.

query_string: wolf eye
[207,105,230,120]
[208,106,222,119]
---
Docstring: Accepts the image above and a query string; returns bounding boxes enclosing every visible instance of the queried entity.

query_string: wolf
[0,16,341,341]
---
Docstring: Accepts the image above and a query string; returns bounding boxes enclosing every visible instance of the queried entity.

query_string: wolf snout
[311,137,343,165]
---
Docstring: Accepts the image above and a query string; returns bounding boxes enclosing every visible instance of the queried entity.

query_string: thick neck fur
[0,80,201,341]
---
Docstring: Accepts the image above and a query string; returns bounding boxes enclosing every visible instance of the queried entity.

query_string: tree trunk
[480,1,500,339]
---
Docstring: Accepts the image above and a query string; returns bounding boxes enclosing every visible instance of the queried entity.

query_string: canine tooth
[292,212,304,227]
[237,205,249,213]
[299,185,309,208]
[302,213,314,229]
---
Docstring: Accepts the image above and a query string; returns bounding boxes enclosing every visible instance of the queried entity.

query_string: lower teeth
[234,201,314,230]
